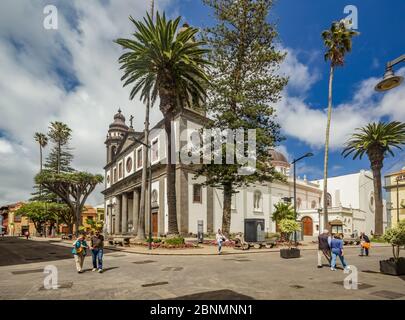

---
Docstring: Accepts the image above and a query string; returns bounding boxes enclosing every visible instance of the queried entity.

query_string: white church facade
[102,108,384,238]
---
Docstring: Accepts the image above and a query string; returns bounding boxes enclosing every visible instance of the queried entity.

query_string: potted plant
[380,221,405,275]
[278,219,301,259]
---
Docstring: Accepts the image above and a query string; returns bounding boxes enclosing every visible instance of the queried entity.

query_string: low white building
[310,171,388,237]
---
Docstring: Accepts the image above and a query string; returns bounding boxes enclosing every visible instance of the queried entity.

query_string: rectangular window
[137,147,143,169]
[193,184,202,203]
[151,139,159,163]
[118,162,123,179]
[113,168,117,183]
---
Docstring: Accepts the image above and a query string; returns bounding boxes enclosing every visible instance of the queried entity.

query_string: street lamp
[131,136,153,250]
[375,54,405,92]
[291,152,314,243]
[317,207,322,234]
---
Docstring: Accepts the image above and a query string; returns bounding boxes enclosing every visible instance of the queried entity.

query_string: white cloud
[0,0,175,205]
[276,47,405,150]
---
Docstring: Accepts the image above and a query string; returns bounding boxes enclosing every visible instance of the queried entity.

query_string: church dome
[269,149,289,167]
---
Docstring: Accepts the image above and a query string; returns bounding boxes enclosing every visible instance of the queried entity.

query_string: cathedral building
[102,108,384,238]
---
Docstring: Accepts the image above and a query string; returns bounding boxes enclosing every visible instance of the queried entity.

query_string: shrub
[146,238,162,243]
[279,219,301,248]
[265,232,281,240]
[164,236,185,246]
[382,221,405,262]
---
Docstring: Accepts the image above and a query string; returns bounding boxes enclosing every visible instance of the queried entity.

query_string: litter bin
[197,220,204,243]
[244,219,265,242]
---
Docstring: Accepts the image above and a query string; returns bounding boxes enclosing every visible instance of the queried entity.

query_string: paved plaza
[0,237,404,300]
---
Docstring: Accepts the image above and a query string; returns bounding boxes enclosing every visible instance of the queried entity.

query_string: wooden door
[152,212,158,236]
[302,217,313,236]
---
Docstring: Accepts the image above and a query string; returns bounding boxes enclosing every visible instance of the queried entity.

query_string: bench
[112,237,131,246]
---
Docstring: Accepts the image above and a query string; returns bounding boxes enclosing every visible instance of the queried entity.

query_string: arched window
[254,191,262,211]
[326,193,332,207]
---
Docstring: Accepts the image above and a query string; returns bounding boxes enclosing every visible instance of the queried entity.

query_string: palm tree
[34,132,48,173]
[321,21,358,229]
[115,13,210,235]
[342,121,405,236]
[34,132,48,201]
[272,202,295,223]
[48,122,72,174]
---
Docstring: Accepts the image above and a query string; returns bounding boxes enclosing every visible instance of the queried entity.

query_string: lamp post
[317,207,322,234]
[375,54,405,92]
[291,152,314,243]
[131,136,153,250]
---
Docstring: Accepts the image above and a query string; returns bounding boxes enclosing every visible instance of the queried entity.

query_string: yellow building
[384,168,405,227]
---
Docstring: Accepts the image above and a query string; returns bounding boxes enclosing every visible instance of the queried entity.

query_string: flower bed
[203,239,236,247]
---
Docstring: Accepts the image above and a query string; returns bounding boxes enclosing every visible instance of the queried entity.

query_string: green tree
[382,220,405,262]
[278,218,301,247]
[342,121,405,236]
[195,0,287,235]
[272,202,295,224]
[321,21,358,229]
[15,202,55,234]
[36,171,103,236]
[115,12,210,235]
[48,121,73,174]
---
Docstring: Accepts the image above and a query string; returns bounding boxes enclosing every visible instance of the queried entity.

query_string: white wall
[188,173,207,233]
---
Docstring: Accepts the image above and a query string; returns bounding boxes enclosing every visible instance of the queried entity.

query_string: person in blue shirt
[72,233,89,273]
[330,234,349,271]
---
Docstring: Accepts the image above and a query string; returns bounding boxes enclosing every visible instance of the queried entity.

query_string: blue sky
[171,0,405,178]
[0,0,404,205]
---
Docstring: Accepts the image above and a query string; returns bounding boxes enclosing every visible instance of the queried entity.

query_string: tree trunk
[39,145,43,199]
[165,112,179,235]
[57,141,61,174]
[222,183,232,236]
[322,65,334,230]
[75,207,81,237]
[137,99,150,240]
[370,159,384,236]
[68,223,74,235]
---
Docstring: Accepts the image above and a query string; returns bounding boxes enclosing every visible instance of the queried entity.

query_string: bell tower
[105,108,129,163]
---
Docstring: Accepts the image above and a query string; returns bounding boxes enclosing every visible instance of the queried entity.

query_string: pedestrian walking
[216,229,227,254]
[317,229,331,268]
[359,232,371,256]
[25,230,30,240]
[72,233,88,273]
[90,230,104,273]
[330,234,349,271]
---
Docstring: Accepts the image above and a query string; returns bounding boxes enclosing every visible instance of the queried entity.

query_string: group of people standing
[318,230,371,270]
[72,230,104,273]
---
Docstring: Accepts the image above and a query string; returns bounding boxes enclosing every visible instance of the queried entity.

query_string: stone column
[115,195,121,235]
[122,193,128,234]
[108,204,113,235]
[133,189,140,235]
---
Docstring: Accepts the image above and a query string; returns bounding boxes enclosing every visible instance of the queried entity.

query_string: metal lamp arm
[387,54,405,69]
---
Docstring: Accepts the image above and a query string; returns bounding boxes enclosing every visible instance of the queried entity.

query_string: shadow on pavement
[169,289,254,300]
[0,237,73,267]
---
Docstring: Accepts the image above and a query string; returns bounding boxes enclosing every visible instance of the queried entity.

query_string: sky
[0,0,404,206]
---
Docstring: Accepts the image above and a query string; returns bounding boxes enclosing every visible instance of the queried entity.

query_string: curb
[41,238,392,257]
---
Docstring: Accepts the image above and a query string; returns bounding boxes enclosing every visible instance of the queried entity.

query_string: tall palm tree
[342,121,405,236]
[115,13,210,235]
[34,132,48,201]
[321,21,358,229]
[34,132,48,173]
[48,122,72,174]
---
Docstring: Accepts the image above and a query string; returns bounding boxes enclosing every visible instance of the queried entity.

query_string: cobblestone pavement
[0,237,404,300]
